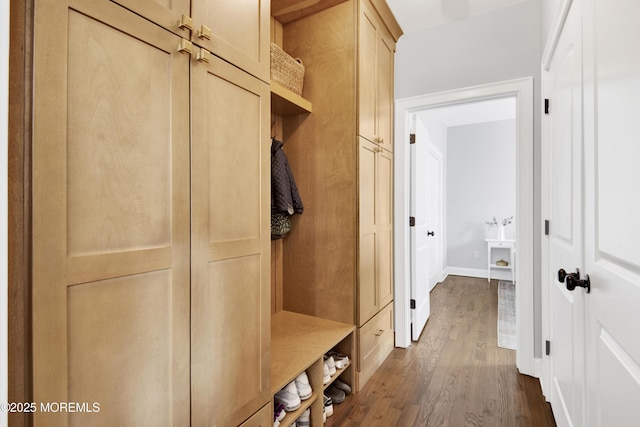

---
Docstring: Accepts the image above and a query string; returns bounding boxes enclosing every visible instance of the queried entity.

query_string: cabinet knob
[178,39,193,55]
[197,48,211,63]
[374,329,384,336]
[179,14,193,31]
[198,25,212,40]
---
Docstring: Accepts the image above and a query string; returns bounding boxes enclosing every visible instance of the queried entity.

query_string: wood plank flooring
[327,275,556,427]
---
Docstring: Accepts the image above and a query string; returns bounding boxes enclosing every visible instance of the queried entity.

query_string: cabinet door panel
[109,0,191,38]
[377,36,394,152]
[359,139,378,325]
[191,54,271,427]
[33,1,190,425]
[359,1,377,141]
[192,0,270,82]
[377,149,394,308]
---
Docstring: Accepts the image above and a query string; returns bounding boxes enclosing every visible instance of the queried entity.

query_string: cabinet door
[32,1,191,425]
[191,51,271,427]
[359,0,378,143]
[192,0,270,82]
[110,0,191,38]
[359,137,379,326]
[358,0,396,150]
[377,148,394,308]
[376,35,395,152]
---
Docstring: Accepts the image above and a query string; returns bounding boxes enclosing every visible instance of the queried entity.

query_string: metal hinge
[410,299,416,309]
[409,133,416,144]
[546,340,551,356]
[410,216,415,227]
[545,219,550,236]
[545,98,550,115]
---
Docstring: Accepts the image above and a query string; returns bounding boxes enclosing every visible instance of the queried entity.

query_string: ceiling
[386,0,530,33]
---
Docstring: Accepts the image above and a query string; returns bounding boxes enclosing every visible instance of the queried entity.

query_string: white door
[547,2,585,426]
[410,118,430,340]
[426,147,442,292]
[583,0,640,424]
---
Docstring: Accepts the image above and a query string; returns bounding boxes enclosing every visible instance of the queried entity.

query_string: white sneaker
[294,371,312,400]
[324,394,334,417]
[323,363,331,385]
[274,381,301,412]
[296,408,311,427]
[328,351,351,369]
[324,355,336,376]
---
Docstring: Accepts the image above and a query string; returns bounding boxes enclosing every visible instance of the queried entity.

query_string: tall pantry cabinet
[31,0,270,426]
[275,0,402,389]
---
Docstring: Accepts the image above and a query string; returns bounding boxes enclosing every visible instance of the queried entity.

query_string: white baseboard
[444,266,513,282]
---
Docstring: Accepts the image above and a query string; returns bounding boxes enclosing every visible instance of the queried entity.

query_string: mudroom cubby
[271,311,355,427]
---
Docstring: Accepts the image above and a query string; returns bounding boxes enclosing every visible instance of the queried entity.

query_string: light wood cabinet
[190,52,271,427]
[273,0,402,390]
[111,0,270,82]
[358,137,394,326]
[359,0,396,152]
[31,0,270,425]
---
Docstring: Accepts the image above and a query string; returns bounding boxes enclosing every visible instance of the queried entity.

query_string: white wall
[1,0,10,423]
[447,120,516,270]
[394,0,543,357]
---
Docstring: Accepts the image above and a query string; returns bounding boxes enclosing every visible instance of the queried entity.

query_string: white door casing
[546,1,585,425]
[394,78,535,378]
[583,0,640,424]
[410,117,431,341]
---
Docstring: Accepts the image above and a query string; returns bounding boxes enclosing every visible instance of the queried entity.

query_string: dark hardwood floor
[327,275,556,427]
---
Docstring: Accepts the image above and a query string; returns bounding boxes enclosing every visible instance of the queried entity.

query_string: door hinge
[409,216,415,227]
[544,98,550,115]
[545,219,550,236]
[410,299,416,309]
[546,340,551,356]
[409,133,416,144]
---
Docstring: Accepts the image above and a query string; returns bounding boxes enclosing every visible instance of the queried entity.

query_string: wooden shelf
[490,264,512,270]
[271,311,354,393]
[271,81,312,116]
[323,364,350,391]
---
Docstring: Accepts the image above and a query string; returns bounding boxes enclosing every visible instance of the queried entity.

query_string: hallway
[328,276,555,426]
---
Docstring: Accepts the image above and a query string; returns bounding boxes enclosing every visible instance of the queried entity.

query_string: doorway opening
[394,78,535,377]
[409,97,517,342]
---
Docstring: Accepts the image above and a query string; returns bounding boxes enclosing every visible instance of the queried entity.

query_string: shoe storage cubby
[271,311,355,426]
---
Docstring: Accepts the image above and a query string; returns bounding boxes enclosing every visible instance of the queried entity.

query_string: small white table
[485,238,515,283]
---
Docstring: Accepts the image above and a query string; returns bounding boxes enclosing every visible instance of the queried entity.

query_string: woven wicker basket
[270,43,305,96]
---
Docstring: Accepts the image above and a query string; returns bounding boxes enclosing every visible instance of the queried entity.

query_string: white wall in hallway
[447,120,516,271]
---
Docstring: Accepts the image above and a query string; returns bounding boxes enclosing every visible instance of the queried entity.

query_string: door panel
[547,3,584,426]
[359,138,378,325]
[426,148,442,291]
[192,0,270,82]
[191,54,270,427]
[109,0,191,38]
[377,36,394,152]
[584,0,640,424]
[410,120,430,341]
[32,1,191,425]
[358,1,377,142]
[377,149,394,308]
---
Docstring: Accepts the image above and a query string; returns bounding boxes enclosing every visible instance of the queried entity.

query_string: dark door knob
[558,268,579,283]
[558,268,591,293]
[566,274,591,293]
[427,231,435,236]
